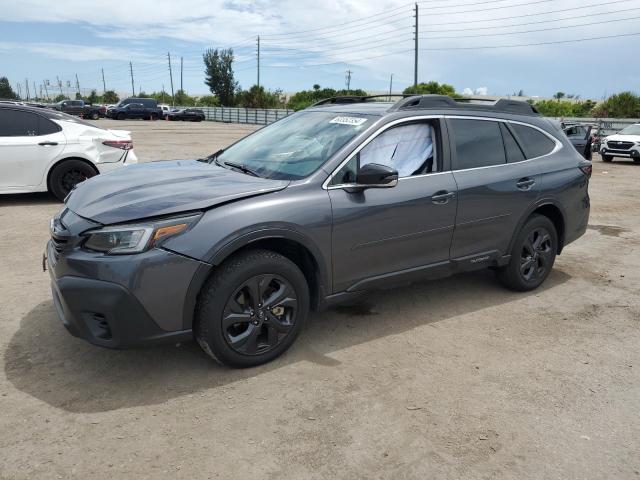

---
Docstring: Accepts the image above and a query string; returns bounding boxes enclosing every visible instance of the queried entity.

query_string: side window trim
[445,115,562,171]
[501,122,527,162]
[323,115,446,190]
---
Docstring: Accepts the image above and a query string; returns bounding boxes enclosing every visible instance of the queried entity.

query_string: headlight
[83,214,201,254]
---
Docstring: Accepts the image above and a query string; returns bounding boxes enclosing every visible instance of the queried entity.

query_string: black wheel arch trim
[508,198,567,255]
[181,228,330,329]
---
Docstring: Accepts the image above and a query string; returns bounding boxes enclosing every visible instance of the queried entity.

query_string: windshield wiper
[220,160,261,177]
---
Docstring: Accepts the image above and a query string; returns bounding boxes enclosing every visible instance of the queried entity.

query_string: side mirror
[357,163,398,188]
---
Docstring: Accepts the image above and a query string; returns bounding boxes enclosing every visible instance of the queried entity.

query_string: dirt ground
[0,119,639,479]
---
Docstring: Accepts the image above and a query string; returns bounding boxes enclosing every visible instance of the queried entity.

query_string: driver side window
[330,121,438,186]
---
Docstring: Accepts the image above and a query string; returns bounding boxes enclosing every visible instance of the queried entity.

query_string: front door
[328,119,457,292]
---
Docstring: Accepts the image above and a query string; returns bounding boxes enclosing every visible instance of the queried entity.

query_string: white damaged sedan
[0,104,138,200]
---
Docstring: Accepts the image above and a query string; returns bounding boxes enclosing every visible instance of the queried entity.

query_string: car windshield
[619,124,640,135]
[213,111,376,180]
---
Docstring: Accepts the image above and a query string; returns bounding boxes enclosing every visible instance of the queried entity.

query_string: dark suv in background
[46,95,591,367]
[106,97,162,120]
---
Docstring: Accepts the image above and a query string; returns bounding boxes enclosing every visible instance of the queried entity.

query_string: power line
[419,6,640,33]
[419,31,640,50]
[255,31,640,68]
[420,14,640,40]
[420,0,636,26]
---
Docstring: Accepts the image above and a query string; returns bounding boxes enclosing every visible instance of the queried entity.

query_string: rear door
[447,117,543,264]
[0,109,66,188]
[564,124,590,158]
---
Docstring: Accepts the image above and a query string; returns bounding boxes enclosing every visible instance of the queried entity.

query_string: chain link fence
[193,107,294,125]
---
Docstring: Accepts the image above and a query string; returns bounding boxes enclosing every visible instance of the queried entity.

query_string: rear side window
[511,124,556,159]
[38,117,61,135]
[0,109,39,136]
[500,123,526,163]
[450,119,506,169]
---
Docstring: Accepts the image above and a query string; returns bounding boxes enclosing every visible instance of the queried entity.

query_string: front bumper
[600,145,640,158]
[46,224,208,348]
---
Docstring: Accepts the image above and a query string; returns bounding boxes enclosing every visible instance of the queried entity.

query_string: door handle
[38,141,58,146]
[516,178,535,190]
[431,191,456,204]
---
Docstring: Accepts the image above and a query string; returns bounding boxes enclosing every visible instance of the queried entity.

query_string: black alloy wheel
[519,227,554,283]
[497,214,557,291]
[195,249,309,367]
[49,159,97,201]
[223,274,297,356]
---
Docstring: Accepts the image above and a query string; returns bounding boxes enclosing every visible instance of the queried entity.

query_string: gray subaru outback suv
[46,95,591,367]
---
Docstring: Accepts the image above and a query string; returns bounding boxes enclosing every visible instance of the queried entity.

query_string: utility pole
[101,68,106,93]
[414,3,419,87]
[167,52,175,106]
[39,84,43,100]
[16,83,22,99]
[345,70,352,92]
[257,35,261,88]
[75,73,80,98]
[162,84,165,104]
[180,56,183,92]
[43,80,49,100]
[389,73,393,97]
[33,81,37,100]
[25,78,30,101]
[56,76,63,96]
[129,61,135,97]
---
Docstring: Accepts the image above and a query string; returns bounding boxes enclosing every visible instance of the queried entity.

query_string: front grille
[606,141,634,151]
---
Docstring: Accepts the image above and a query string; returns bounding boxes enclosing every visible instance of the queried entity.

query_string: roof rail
[310,94,415,107]
[389,94,539,116]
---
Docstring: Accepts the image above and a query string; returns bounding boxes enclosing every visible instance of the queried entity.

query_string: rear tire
[150,113,158,121]
[117,113,125,120]
[49,160,97,201]
[497,214,557,292]
[89,111,99,120]
[195,249,309,368]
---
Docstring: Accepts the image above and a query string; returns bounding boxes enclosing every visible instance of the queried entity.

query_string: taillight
[102,140,133,150]
[579,162,592,178]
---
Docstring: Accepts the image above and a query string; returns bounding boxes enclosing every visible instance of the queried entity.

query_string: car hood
[606,134,640,142]
[66,159,289,224]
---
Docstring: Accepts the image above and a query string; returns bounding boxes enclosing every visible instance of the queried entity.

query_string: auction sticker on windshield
[329,116,368,126]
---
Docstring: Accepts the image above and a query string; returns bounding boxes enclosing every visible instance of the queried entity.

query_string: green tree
[196,95,220,107]
[102,90,119,103]
[0,77,18,99]
[403,81,460,98]
[287,86,368,111]
[203,48,237,106]
[174,89,195,106]
[53,94,68,102]
[592,92,640,118]
[86,89,100,104]
[236,85,284,108]
[553,91,566,101]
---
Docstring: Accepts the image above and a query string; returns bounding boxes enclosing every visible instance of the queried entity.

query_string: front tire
[195,250,309,368]
[497,215,557,292]
[49,160,97,201]
[602,153,613,162]
[90,111,99,120]
[117,113,125,120]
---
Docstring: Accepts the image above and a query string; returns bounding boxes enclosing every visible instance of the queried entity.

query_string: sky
[1,0,639,100]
